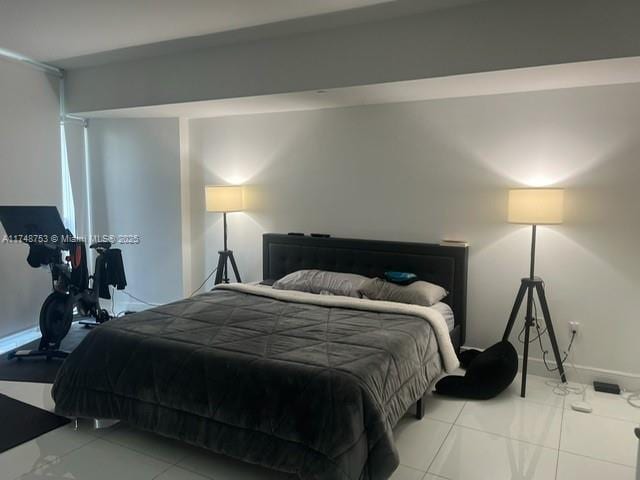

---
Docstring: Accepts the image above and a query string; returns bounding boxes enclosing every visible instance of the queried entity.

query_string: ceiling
[0,0,397,62]
[77,57,640,119]
[0,0,492,65]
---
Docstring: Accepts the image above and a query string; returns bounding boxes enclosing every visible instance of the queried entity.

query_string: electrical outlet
[569,321,581,336]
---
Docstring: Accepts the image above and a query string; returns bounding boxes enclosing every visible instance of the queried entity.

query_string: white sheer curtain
[60,123,76,235]
[61,120,93,240]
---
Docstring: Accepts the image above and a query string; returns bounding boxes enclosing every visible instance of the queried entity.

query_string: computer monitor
[0,205,67,245]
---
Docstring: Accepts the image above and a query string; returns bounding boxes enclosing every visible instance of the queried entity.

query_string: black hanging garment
[95,249,128,299]
[27,244,62,268]
[69,242,90,291]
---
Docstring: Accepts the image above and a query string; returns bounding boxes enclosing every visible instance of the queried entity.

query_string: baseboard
[463,345,640,391]
[0,326,40,355]
[524,356,640,391]
[109,301,149,315]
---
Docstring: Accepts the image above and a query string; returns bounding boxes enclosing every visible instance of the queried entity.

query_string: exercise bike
[0,206,124,361]
[13,240,113,360]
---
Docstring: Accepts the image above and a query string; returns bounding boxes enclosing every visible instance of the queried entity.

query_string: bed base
[72,418,119,431]
[415,397,425,420]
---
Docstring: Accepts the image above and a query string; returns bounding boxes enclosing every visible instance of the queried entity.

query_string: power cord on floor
[545,349,587,398]
[513,282,589,405]
[545,341,593,415]
[120,291,161,307]
[543,322,593,413]
[189,267,218,297]
[545,380,583,397]
[540,329,575,373]
[104,268,219,318]
[97,287,126,318]
[516,289,575,374]
[621,388,640,409]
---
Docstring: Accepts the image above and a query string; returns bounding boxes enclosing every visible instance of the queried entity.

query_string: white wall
[0,59,61,337]
[189,83,640,380]
[88,118,183,312]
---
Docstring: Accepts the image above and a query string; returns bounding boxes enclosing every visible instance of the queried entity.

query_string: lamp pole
[529,224,537,280]
[222,212,228,282]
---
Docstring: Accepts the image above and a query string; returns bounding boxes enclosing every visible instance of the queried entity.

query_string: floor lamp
[205,185,244,284]
[502,188,567,397]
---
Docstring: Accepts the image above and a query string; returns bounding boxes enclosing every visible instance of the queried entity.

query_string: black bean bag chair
[458,348,482,369]
[435,341,518,400]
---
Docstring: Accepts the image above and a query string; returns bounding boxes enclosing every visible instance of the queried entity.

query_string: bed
[52,234,468,480]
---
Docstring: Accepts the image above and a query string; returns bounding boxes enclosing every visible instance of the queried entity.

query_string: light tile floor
[0,374,638,480]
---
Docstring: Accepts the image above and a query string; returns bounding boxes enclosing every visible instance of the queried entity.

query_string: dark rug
[0,322,91,383]
[0,393,70,453]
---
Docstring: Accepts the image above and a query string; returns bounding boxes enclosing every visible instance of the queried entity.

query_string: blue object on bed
[384,271,418,285]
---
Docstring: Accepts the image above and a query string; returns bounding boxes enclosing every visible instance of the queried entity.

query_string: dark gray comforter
[52,287,444,480]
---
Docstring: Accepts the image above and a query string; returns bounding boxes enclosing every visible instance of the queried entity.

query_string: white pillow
[272,269,369,298]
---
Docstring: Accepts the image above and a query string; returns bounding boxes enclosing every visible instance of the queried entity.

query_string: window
[60,123,76,234]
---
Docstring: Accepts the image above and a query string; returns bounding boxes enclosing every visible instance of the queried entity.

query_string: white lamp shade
[508,188,564,225]
[205,185,245,212]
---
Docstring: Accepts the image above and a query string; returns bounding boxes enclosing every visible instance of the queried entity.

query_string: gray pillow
[272,269,369,298]
[358,278,447,306]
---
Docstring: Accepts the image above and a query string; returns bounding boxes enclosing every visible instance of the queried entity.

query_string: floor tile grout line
[98,431,190,466]
[562,406,640,424]
[398,402,465,470]
[422,473,451,480]
[519,397,564,409]
[80,430,202,480]
[487,394,565,410]
[60,409,636,479]
[17,433,101,480]
[557,449,638,469]
[453,413,639,469]
[398,464,426,474]
[423,406,462,475]
[151,462,177,480]
[97,424,204,474]
[173,449,194,466]
[151,442,197,480]
[554,396,565,480]
[100,436,175,464]
[175,460,220,480]
[424,422,454,475]
[421,416,457,427]
[418,402,466,479]
[451,423,560,450]
[451,401,466,425]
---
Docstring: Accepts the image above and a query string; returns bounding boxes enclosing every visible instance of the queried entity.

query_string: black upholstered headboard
[262,233,469,346]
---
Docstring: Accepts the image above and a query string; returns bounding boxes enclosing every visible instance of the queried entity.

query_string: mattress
[53,284,457,480]
[431,302,455,332]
